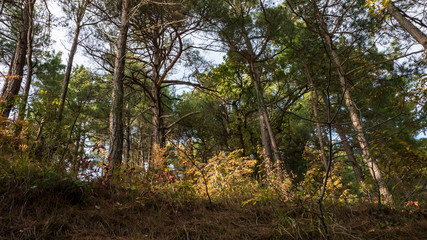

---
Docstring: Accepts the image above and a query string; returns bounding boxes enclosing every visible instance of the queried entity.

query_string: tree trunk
[1,0,31,118]
[335,125,365,185]
[149,41,165,164]
[137,119,145,171]
[221,100,232,151]
[249,60,281,164]
[239,33,281,164]
[18,0,35,121]
[109,0,130,170]
[387,1,427,56]
[79,122,85,154]
[72,123,82,167]
[149,96,164,171]
[316,8,393,203]
[231,102,246,155]
[124,102,131,166]
[237,116,246,155]
[57,5,86,122]
[150,84,164,157]
[151,87,163,148]
[303,62,328,170]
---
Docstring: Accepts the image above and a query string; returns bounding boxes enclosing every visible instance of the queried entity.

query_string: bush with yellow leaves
[297,146,358,204]
[193,149,257,200]
[262,150,295,202]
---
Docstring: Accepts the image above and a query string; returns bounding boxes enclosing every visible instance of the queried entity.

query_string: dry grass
[0,173,426,240]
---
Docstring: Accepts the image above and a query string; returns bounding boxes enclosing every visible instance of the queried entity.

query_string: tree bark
[237,116,246,155]
[57,1,87,122]
[109,0,130,170]
[149,39,166,163]
[316,8,392,203]
[1,0,32,118]
[18,0,35,121]
[231,102,246,155]
[137,119,145,170]
[387,1,427,56]
[124,102,131,166]
[250,62,280,164]
[150,86,164,146]
[221,100,232,151]
[303,62,328,170]
[72,123,83,167]
[335,125,365,185]
[243,33,281,164]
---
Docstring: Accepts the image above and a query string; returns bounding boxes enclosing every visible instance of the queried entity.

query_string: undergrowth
[0,131,426,239]
[0,156,426,240]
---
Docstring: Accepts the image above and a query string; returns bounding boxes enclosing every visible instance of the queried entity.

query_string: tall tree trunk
[137,119,145,171]
[221,100,232,151]
[18,0,35,121]
[150,84,164,158]
[109,0,130,170]
[124,102,131,166]
[1,0,31,118]
[316,8,392,203]
[387,1,427,56]
[231,102,246,155]
[335,125,365,185]
[79,122,85,154]
[149,91,164,171]
[72,123,82,167]
[239,33,281,164]
[57,3,86,122]
[303,62,328,170]
[249,60,281,164]
[149,41,165,164]
[237,116,246,155]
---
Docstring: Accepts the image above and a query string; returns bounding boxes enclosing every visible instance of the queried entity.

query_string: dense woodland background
[0,0,426,239]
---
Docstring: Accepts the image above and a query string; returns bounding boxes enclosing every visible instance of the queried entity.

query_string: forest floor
[1,174,426,240]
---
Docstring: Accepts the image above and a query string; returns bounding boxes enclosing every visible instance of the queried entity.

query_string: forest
[0,0,426,239]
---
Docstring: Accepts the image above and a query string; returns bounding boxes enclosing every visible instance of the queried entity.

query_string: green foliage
[0,153,90,206]
[33,51,66,96]
[370,132,427,200]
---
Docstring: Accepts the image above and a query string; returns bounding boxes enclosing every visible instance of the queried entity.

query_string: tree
[18,0,35,121]
[210,0,293,165]
[315,0,393,202]
[126,0,205,166]
[1,0,35,118]
[386,1,427,55]
[57,0,91,122]
[174,66,248,161]
[25,51,65,160]
[109,0,130,170]
[365,0,427,56]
